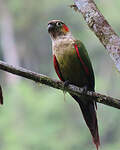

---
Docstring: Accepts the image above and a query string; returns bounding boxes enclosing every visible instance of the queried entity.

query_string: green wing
[74,40,95,90]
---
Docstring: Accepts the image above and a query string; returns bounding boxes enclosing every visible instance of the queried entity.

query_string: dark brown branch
[0,60,120,109]
[72,0,120,72]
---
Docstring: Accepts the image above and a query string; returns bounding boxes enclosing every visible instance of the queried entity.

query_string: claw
[82,85,88,95]
[63,80,71,88]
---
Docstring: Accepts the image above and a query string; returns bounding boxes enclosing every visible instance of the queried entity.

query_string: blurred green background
[0,0,120,150]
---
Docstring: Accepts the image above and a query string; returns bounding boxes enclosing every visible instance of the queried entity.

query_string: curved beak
[48,23,55,33]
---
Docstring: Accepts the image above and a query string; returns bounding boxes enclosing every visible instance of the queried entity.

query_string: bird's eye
[56,22,62,27]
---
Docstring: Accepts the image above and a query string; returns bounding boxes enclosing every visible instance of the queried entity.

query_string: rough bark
[72,0,120,72]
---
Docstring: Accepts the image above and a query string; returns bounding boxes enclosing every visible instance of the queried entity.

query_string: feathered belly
[55,48,88,87]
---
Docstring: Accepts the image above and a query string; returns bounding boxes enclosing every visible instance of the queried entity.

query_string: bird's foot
[63,80,71,88]
[82,85,88,95]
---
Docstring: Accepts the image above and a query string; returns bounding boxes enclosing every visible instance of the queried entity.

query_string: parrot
[47,20,100,149]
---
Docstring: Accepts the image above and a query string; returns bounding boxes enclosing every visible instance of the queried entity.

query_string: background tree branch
[72,0,120,72]
[0,60,120,109]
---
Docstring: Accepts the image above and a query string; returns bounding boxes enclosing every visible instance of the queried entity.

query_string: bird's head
[48,20,70,40]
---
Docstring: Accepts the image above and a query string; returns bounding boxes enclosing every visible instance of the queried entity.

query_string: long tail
[71,95,100,150]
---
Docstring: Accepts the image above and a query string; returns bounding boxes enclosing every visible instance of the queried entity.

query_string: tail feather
[71,95,100,150]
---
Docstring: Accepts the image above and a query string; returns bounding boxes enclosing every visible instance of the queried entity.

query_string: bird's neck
[52,32,74,42]
[52,32,75,55]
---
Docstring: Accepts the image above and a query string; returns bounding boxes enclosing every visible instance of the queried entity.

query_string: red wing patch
[74,44,89,75]
[53,55,64,81]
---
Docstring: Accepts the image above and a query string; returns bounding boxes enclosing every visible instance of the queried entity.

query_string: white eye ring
[56,22,62,27]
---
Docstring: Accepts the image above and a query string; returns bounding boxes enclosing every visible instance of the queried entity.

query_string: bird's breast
[53,38,74,55]
[53,38,75,67]
[52,39,88,86]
